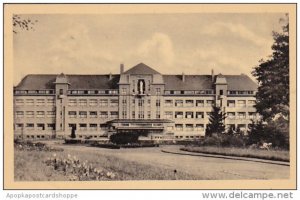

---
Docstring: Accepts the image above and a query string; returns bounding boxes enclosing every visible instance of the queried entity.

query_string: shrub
[202,134,245,147]
[110,132,139,144]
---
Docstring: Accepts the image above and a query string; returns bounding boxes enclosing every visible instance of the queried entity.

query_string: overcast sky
[13,13,285,85]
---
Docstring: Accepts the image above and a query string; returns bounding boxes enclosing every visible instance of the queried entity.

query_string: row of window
[68,111,118,118]
[15,99,55,106]
[15,123,55,130]
[15,111,55,118]
[68,99,119,107]
[173,124,247,131]
[166,111,257,119]
[164,99,255,107]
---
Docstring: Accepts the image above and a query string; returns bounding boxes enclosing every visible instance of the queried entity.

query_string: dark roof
[225,75,257,90]
[15,74,120,90]
[124,63,160,74]
[163,75,214,90]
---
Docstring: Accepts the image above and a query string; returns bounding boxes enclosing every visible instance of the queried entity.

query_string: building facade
[13,63,258,140]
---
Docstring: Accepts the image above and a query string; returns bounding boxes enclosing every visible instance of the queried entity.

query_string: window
[227,112,235,119]
[237,100,246,107]
[111,111,118,118]
[79,111,87,118]
[175,112,183,119]
[132,111,135,119]
[37,123,45,130]
[185,112,194,119]
[68,124,76,130]
[227,124,236,130]
[15,99,24,106]
[47,99,55,106]
[121,88,127,95]
[16,111,24,118]
[186,124,194,131]
[206,100,214,107]
[165,100,173,107]
[147,111,151,119]
[156,88,161,95]
[156,99,161,107]
[78,99,87,106]
[175,100,183,107]
[220,90,223,95]
[110,99,118,107]
[15,124,24,130]
[195,124,204,131]
[164,111,173,119]
[89,99,98,106]
[156,111,160,119]
[26,123,34,130]
[46,111,55,117]
[196,100,204,107]
[248,112,256,119]
[99,111,108,118]
[47,124,55,130]
[26,111,34,118]
[99,99,108,106]
[89,124,97,131]
[238,112,246,119]
[147,99,151,106]
[68,99,77,106]
[79,124,87,131]
[100,124,108,130]
[89,111,97,118]
[88,90,96,94]
[248,100,256,106]
[26,99,34,105]
[185,100,194,107]
[175,124,183,131]
[36,111,45,118]
[59,89,63,95]
[68,111,76,118]
[237,124,246,131]
[36,99,45,106]
[227,100,235,107]
[196,112,204,119]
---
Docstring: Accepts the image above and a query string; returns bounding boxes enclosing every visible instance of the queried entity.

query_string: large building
[13,63,258,140]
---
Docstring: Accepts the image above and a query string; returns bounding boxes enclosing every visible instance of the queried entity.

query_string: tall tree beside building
[252,16,289,121]
[205,106,226,136]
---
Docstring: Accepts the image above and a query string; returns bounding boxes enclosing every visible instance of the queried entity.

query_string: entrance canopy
[107,119,174,130]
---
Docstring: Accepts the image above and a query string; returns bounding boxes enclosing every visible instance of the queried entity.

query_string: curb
[161,149,290,166]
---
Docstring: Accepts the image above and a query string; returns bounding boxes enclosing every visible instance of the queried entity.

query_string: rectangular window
[248,100,256,106]
[175,100,183,107]
[79,111,87,118]
[68,99,77,106]
[156,111,160,119]
[111,111,118,118]
[26,99,34,105]
[99,111,108,118]
[68,111,76,118]
[147,111,151,119]
[227,112,236,119]
[89,124,97,131]
[237,100,246,107]
[195,124,204,131]
[164,111,173,119]
[88,90,96,94]
[15,99,24,106]
[248,112,256,119]
[196,100,204,107]
[206,100,214,107]
[89,99,98,106]
[122,88,127,95]
[186,124,194,131]
[132,111,135,119]
[227,100,235,107]
[156,99,161,107]
[237,124,246,131]
[37,123,45,130]
[15,123,24,130]
[110,99,119,107]
[185,112,194,119]
[47,99,55,106]
[79,124,87,131]
[99,99,108,106]
[227,124,236,130]
[175,124,183,131]
[26,123,34,130]
[78,99,87,106]
[156,88,161,95]
[26,111,34,118]
[47,123,55,130]
[100,124,108,130]
[185,100,194,107]
[36,111,45,118]
[175,112,183,119]
[46,111,55,118]
[36,99,45,106]
[89,111,97,118]
[165,100,173,107]
[238,112,246,119]
[196,112,204,119]
[16,111,24,118]
[68,124,76,130]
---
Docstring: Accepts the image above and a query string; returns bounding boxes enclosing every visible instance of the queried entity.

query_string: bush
[110,132,139,144]
[64,138,82,144]
[202,134,245,147]
[90,143,120,149]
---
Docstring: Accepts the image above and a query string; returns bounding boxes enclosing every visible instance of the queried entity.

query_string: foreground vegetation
[181,146,289,162]
[14,141,202,181]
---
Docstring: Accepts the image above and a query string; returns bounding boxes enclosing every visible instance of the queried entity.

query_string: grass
[181,146,289,162]
[15,147,203,181]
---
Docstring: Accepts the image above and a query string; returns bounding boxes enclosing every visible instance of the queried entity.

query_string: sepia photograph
[3,3,296,189]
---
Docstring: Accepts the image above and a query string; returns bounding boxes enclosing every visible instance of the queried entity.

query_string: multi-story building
[13,63,258,140]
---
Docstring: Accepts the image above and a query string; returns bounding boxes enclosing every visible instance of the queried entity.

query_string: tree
[205,106,226,137]
[13,15,38,34]
[252,15,289,121]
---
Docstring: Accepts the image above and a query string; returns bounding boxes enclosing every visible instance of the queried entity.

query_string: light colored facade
[13,63,258,140]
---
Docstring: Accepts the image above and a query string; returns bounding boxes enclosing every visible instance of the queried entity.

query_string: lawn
[180,146,289,162]
[14,147,203,181]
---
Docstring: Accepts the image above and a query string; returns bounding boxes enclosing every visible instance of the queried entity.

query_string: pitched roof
[15,74,120,90]
[225,75,257,90]
[163,75,214,90]
[124,63,160,74]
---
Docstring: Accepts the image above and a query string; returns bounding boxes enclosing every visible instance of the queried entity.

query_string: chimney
[211,69,214,82]
[182,72,185,82]
[109,72,112,80]
[120,63,124,74]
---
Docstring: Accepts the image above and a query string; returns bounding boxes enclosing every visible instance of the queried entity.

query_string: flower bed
[14,139,63,152]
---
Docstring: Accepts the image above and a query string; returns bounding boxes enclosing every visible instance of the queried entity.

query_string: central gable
[123,63,160,75]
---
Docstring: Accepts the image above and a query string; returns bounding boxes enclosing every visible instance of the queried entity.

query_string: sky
[13,13,286,85]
